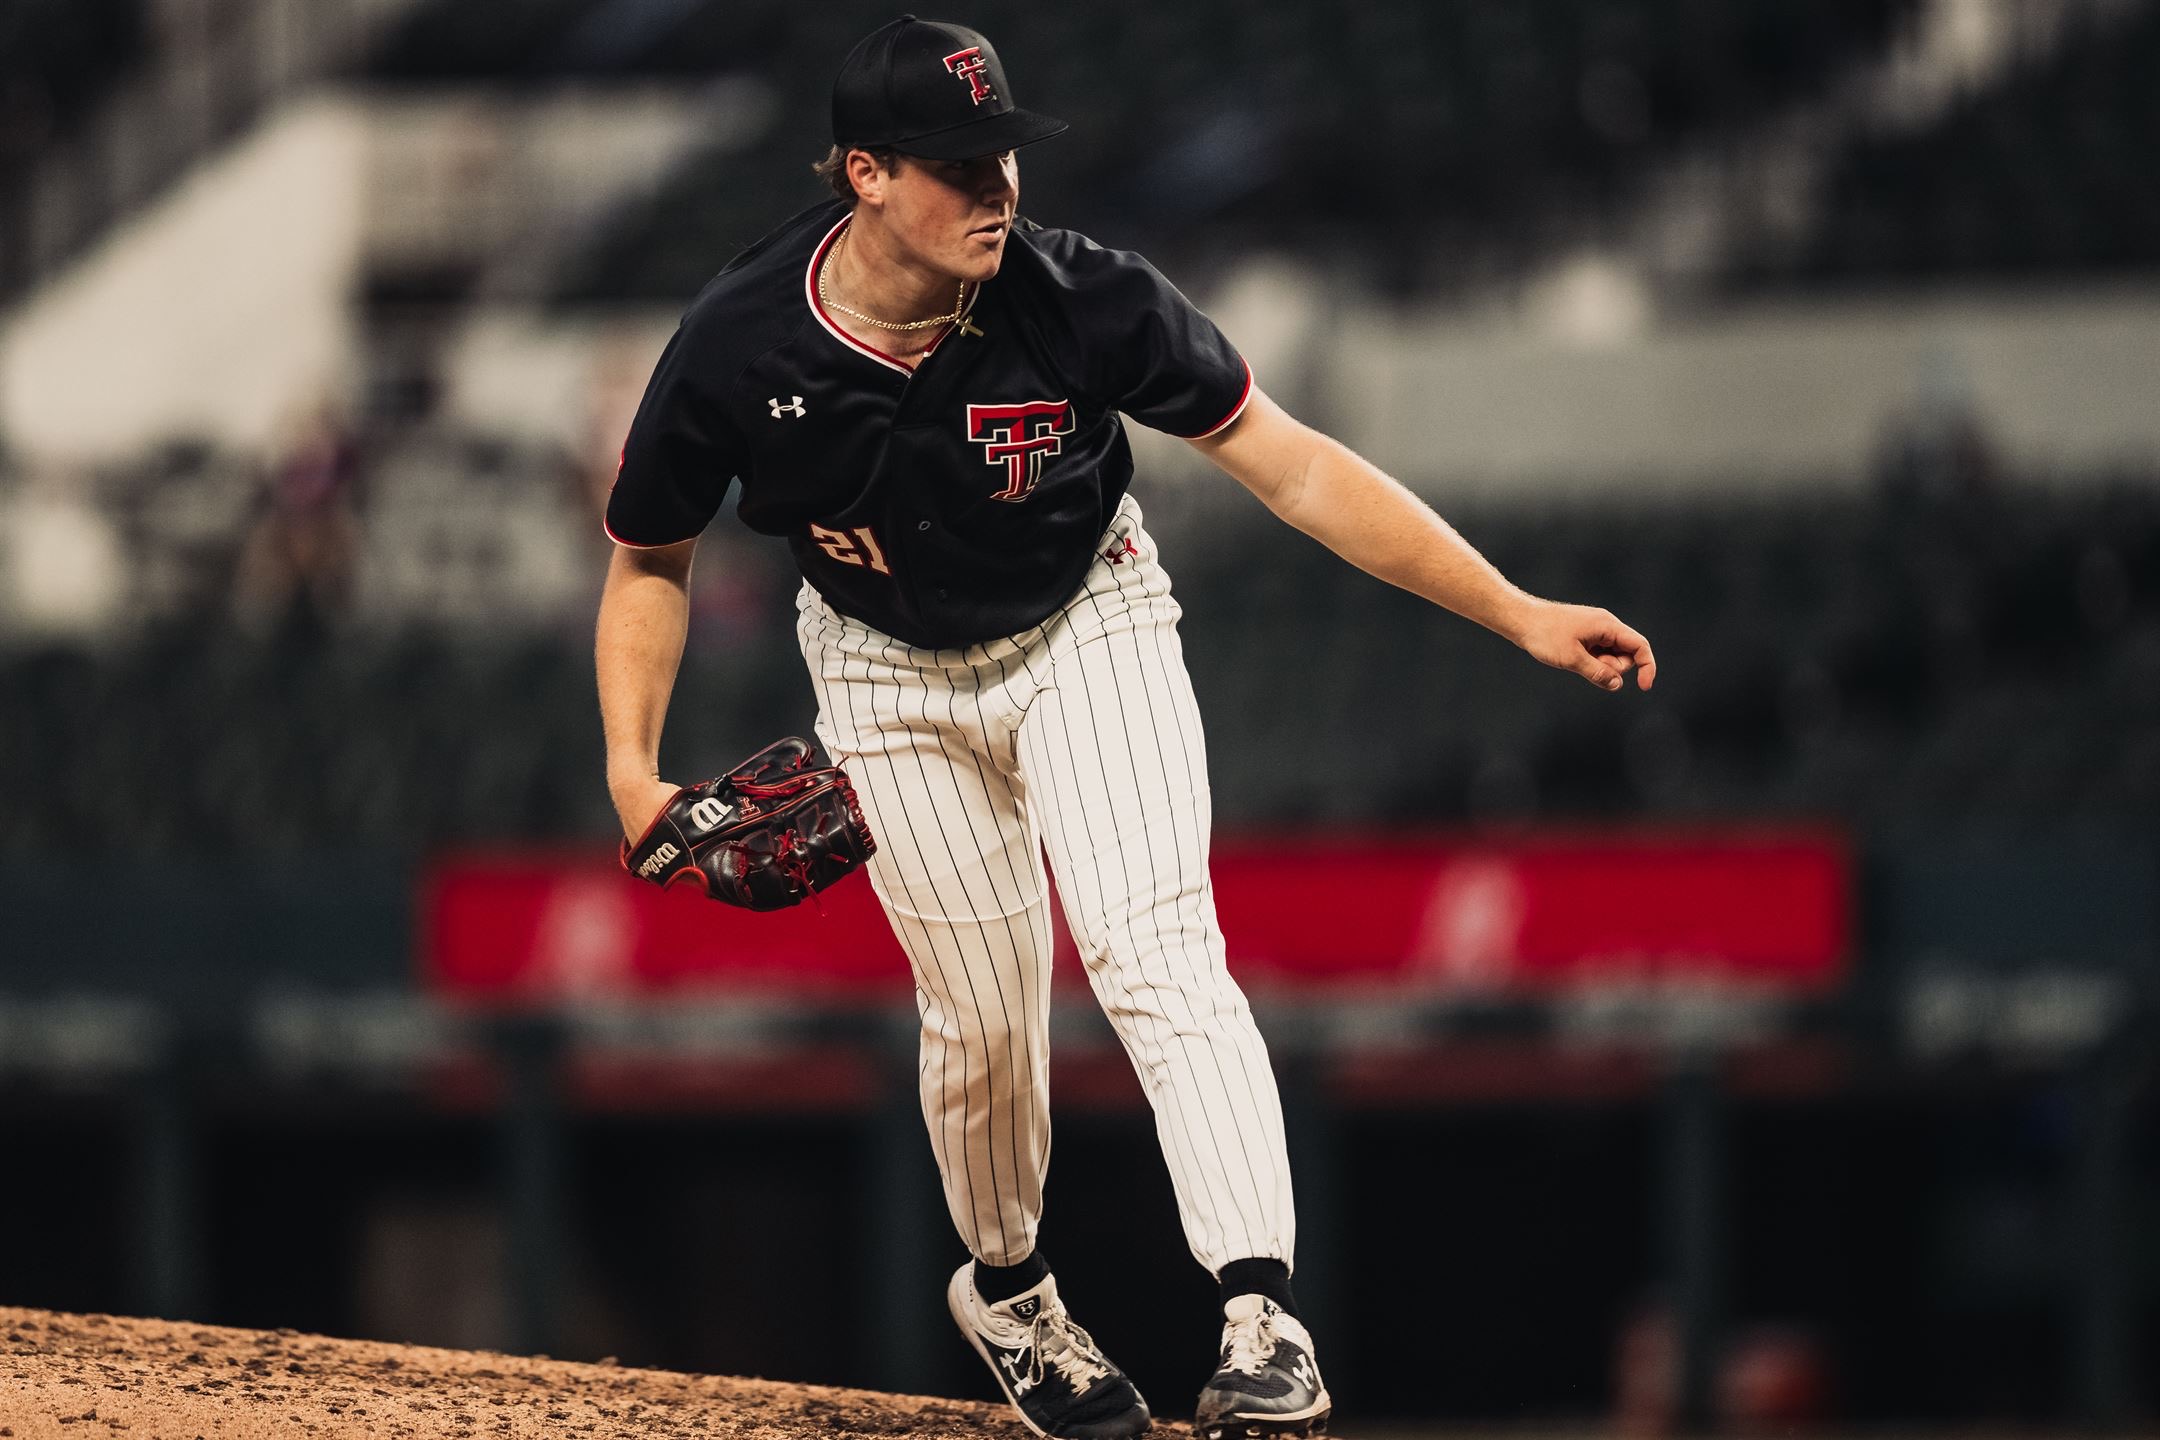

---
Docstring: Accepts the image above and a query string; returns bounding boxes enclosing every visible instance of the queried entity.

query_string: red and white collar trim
[805,216,953,377]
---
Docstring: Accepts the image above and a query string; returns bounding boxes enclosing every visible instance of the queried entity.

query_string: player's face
[884,150,1020,283]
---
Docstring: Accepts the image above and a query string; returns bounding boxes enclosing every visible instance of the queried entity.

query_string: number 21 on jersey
[809,523,891,575]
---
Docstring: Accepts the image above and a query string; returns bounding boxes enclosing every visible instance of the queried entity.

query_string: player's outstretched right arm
[596,538,698,842]
[1191,387,1656,693]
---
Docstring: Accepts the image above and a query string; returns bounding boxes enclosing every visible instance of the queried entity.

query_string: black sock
[974,1252,1051,1304]
[1218,1257,1298,1318]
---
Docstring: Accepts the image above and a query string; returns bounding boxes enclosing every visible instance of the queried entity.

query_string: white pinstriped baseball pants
[794,494,1295,1275]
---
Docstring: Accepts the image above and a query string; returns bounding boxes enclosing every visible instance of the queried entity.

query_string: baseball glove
[620,737,875,911]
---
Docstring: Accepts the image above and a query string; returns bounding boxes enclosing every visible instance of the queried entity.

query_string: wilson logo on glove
[620,737,876,911]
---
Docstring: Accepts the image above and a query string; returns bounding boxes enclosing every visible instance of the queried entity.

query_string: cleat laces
[1219,1307,1279,1377]
[1024,1306,1114,1391]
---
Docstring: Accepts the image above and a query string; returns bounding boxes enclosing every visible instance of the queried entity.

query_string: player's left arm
[1188,387,1655,692]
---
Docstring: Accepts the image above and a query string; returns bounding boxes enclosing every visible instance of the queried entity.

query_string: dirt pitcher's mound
[0,1307,1057,1440]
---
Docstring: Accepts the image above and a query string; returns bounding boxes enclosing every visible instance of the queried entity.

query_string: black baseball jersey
[604,198,1251,649]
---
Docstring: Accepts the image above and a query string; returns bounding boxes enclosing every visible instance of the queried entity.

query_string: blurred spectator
[230,403,363,636]
[0,465,127,637]
[683,523,788,656]
[1871,348,2001,512]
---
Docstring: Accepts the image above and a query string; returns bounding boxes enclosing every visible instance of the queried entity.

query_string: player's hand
[1512,599,1657,692]
[610,772,685,845]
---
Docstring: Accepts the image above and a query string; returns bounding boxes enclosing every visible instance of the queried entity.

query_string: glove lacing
[774,827,817,895]
[1025,1305,1113,1392]
[1219,1305,1279,1376]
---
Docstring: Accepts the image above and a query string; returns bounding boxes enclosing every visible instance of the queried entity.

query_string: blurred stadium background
[3,0,2159,1432]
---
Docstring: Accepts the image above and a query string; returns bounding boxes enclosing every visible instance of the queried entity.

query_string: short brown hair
[813,144,900,203]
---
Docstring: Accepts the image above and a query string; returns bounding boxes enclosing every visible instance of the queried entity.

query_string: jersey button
[917,520,931,531]
[937,587,951,600]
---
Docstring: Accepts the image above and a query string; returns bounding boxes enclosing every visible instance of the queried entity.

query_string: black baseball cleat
[1194,1295,1333,1439]
[947,1263,1152,1440]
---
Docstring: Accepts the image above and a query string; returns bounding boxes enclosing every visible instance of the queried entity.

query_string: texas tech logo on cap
[831,16,1067,160]
[942,46,996,105]
[966,400,1073,502]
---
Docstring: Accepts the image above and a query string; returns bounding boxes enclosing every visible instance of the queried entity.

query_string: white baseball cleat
[1194,1295,1333,1439]
[946,1263,1152,1439]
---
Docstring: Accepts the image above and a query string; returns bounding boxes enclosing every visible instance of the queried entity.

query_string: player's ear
[846,147,895,207]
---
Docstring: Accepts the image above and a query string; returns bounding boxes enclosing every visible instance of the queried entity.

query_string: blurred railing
[0,830,2153,1426]
[0,980,2147,1431]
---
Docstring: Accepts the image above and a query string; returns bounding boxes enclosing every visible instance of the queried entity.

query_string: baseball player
[595,15,1657,1439]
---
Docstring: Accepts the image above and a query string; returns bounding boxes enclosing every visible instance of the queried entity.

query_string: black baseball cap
[832,15,1067,160]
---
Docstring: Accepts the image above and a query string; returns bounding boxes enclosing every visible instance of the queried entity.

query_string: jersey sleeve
[1040,232,1253,439]
[604,324,750,548]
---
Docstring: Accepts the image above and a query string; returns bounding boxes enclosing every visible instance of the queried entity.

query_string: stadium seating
[0,0,146,161]
[364,0,2160,292]
[5,450,2156,854]
[1745,3,2160,283]
[364,0,1917,301]
[0,0,147,290]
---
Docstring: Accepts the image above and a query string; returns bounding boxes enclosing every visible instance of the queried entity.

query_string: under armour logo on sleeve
[770,396,807,418]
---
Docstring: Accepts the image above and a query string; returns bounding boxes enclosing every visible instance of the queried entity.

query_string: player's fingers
[1571,647,1626,691]
[1601,617,1657,691]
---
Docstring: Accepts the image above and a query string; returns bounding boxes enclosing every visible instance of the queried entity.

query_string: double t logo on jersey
[967,400,1074,502]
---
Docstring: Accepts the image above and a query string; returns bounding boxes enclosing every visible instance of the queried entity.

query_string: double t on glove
[621,737,876,910]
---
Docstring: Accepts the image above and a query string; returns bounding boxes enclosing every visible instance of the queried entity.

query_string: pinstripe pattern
[795,495,1294,1273]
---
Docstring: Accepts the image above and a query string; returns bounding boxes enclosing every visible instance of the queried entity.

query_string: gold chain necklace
[819,223,970,333]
